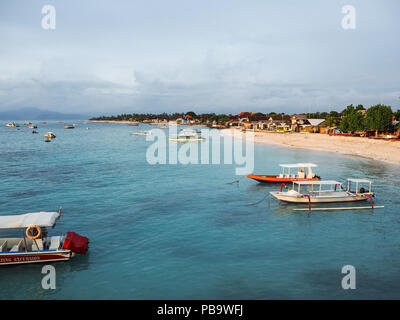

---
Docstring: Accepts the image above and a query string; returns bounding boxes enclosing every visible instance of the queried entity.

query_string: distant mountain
[0,107,88,120]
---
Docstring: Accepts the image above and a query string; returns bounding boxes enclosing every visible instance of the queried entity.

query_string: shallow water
[1,121,400,299]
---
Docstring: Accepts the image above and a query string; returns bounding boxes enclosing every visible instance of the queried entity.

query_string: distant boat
[64,125,74,129]
[133,131,151,136]
[169,129,204,142]
[128,122,139,126]
[5,122,19,127]
[29,125,37,129]
[39,122,46,124]
[44,132,56,139]
[24,122,32,125]
[32,130,38,134]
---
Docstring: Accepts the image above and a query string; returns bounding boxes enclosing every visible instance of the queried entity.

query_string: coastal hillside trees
[364,104,393,133]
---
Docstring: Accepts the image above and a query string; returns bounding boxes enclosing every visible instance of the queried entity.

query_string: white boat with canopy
[0,209,89,266]
[270,179,379,206]
[169,128,204,142]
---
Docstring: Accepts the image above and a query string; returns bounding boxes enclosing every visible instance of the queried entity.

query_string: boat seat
[298,171,305,178]
[32,239,44,251]
[49,237,60,250]
[10,239,24,252]
[0,240,7,252]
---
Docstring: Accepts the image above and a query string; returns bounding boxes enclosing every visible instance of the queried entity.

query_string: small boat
[39,122,47,124]
[128,122,139,126]
[32,130,38,134]
[0,209,89,266]
[5,122,19,127]
[44,132,56,139]
[64,125,74,129]
[24,122,32,125]
[133,131,152,136]
[270,179,375,204]
[247,163,320,183]
[169,129,204,142]
[29,125,37,129]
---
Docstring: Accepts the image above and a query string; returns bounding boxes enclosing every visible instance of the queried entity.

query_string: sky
[0,0,399,116]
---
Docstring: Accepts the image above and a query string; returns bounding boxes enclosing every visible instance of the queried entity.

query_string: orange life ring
[26,225,41,240]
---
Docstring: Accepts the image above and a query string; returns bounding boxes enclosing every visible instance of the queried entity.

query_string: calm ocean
[1,121,400,299]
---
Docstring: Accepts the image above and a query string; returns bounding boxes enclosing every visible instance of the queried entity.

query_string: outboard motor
[62,232,89,254]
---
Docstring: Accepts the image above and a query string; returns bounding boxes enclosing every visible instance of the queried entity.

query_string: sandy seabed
[223,129,400,166]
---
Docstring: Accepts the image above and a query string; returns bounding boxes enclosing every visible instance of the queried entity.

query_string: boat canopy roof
[0,212,59,230]
[347,179,372,183]
[294,180,341,185]
[279,163,318,168]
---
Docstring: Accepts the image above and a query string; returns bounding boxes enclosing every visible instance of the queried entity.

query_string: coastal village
[91,104,400,140]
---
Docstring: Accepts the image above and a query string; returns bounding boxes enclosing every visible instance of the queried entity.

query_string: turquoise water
[1,121,400,300]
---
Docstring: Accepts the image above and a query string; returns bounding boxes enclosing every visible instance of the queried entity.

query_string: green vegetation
[339,105,364,132]
[91,103,399,133]
[364,104,393,132]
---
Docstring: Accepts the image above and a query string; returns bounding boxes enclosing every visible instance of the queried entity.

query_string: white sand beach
[225,129,400,165]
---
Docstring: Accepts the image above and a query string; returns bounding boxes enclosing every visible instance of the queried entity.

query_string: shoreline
[224,129,400,166]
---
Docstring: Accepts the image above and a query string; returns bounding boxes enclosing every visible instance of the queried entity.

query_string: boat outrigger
[270,179,384,211]
[0,209,89,266]
[247,163,320,183]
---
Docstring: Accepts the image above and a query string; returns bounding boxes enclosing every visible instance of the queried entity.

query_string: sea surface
[1,121,400,299]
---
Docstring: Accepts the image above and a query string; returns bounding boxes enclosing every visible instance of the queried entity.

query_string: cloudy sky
[0,0,399,116]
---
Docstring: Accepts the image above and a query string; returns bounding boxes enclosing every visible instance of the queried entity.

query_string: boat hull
[247,174,320,183]
[0,250,72,266]
[270,191,369,203]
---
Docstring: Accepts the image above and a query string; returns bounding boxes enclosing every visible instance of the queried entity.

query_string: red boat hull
[0,251,72,266]
[247,174,320,183]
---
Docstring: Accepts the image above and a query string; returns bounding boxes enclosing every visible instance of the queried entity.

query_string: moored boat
[44,132,56,139]
[270,179,375,204]
[5,122,19,127]
[247,163,320,183]
[169,129,204,142]
[133,131,152,136]
[64,125,74,129]
[0,209,89,266]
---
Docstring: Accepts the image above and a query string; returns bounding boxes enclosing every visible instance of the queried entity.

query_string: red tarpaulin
[62,232,89,254]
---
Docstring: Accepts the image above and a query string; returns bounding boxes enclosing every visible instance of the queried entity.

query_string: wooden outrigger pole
[293,193,384,211]
[293,205,384,211]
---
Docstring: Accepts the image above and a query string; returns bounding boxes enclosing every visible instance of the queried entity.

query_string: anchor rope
[248,193,270,206]
[226,176,245,184]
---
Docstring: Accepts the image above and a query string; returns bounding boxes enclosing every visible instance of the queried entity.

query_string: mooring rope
[226,176,245,184]
[248,193,270,206]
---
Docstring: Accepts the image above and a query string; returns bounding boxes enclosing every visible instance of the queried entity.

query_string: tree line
[91,104,400,132]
